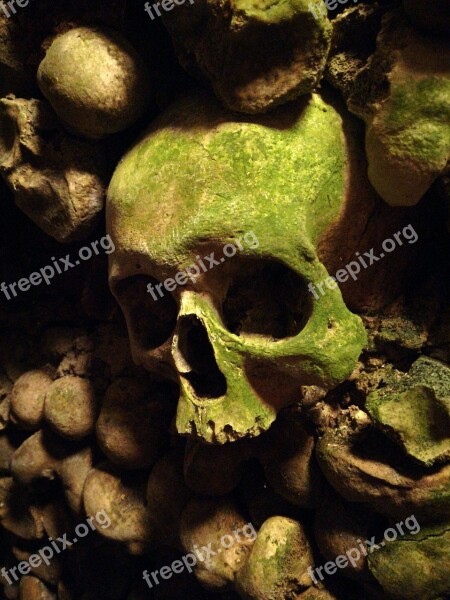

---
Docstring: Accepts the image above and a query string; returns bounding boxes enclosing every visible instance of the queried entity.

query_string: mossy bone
[106,92,367,444]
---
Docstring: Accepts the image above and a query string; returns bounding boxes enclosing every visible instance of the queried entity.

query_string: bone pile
[0,0,449,599]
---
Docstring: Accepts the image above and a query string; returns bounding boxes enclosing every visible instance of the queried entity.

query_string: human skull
[106,92,367,444]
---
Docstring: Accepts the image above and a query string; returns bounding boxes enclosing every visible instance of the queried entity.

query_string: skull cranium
[107,92,366,444]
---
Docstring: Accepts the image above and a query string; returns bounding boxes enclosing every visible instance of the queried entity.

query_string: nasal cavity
[177,315,227,399]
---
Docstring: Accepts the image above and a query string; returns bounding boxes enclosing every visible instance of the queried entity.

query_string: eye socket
[114,275,177,349]
[222,259,310,339]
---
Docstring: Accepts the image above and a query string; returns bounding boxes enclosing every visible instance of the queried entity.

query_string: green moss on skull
[107,91,367,443]
[108,92,347,254]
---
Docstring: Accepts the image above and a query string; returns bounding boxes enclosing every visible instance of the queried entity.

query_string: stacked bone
[0,0,449,599]
[1,316,450,599]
